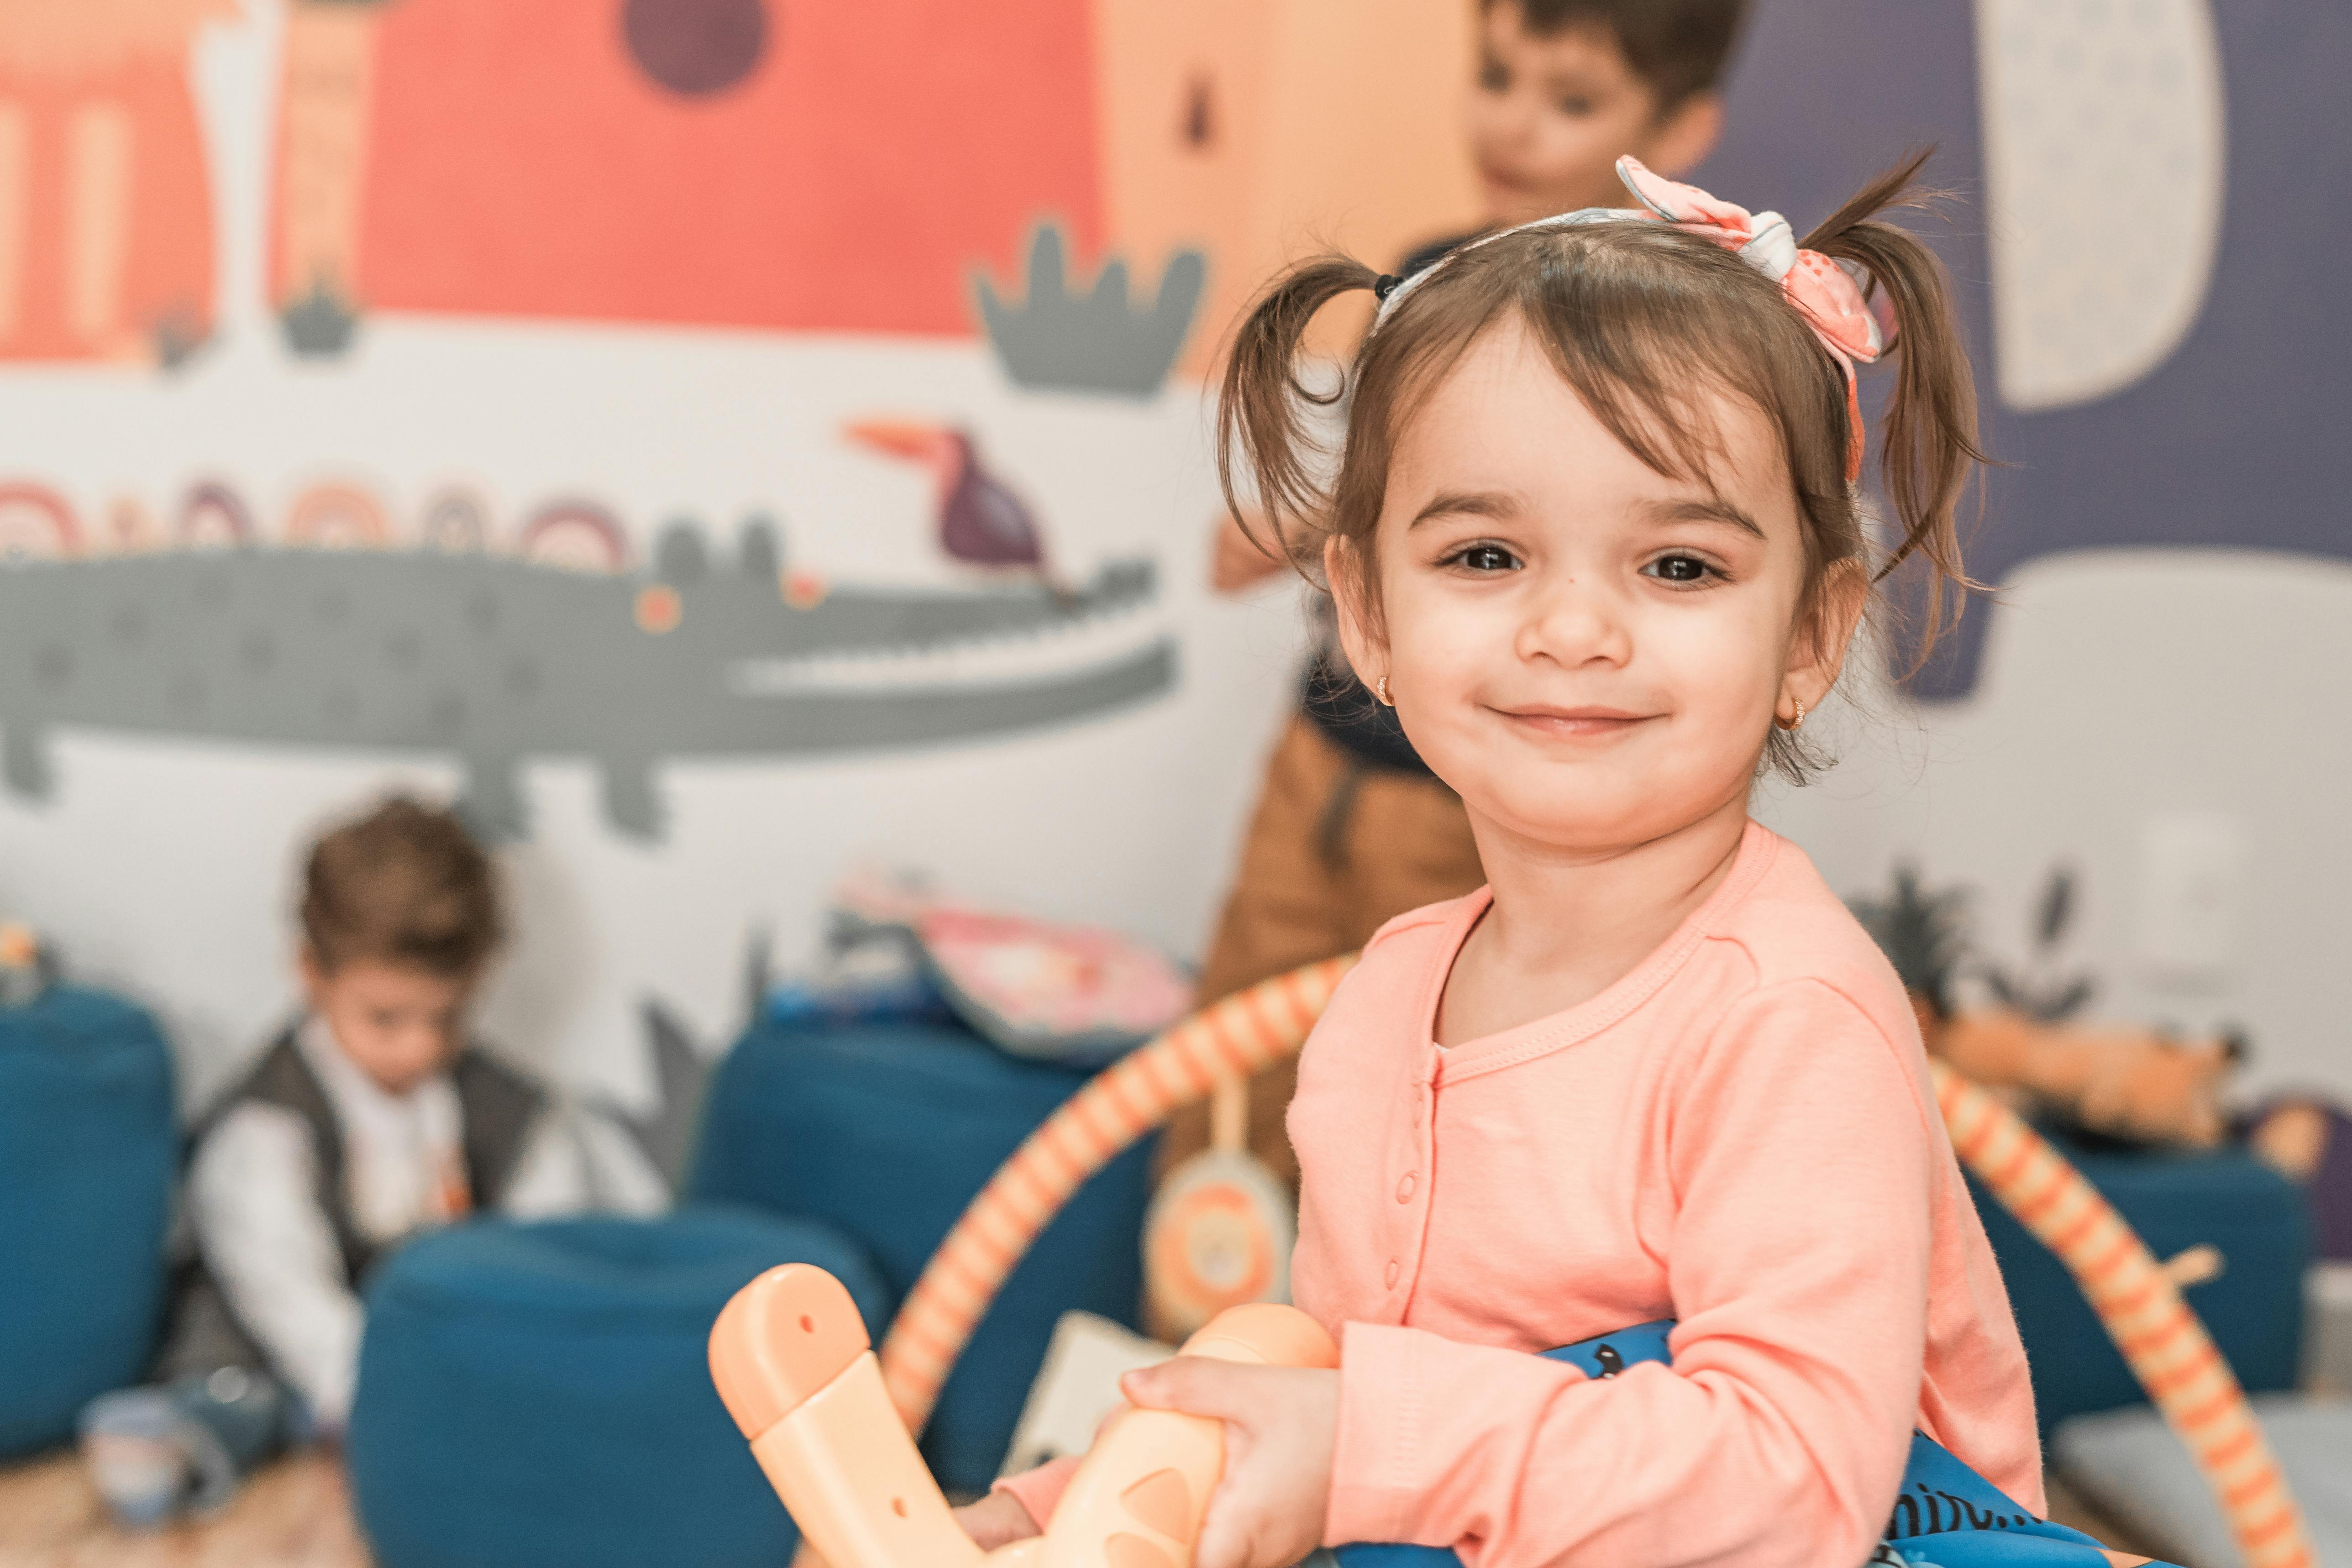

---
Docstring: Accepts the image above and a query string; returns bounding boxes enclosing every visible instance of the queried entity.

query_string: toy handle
[1038,1306,1339,1568]
[710,1266,1335,1568]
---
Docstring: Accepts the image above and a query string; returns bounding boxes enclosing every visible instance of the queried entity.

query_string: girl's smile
[1490,703,1657,740]
[1336,316,1851,863]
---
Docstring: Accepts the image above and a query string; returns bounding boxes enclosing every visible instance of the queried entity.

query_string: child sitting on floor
[81,797,660,1524]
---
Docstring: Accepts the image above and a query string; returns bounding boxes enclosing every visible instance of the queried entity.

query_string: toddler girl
[970,153,2048,1568]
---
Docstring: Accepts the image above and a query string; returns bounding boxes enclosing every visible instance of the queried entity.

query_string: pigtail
[1216,256,1384,571]
[1803,149,1990,656]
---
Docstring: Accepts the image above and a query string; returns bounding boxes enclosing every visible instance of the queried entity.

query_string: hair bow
[1615,156,1883,481]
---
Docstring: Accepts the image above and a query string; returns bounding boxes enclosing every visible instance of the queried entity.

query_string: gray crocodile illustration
[0,517,1171,839]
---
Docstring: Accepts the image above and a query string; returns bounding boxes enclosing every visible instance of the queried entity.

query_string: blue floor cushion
[0,987,176,1456]
[1971,1132,2310,1432]
[2055,1395,2351,1568]
[689,1018,1155,1494]
[347,1206,889,1568]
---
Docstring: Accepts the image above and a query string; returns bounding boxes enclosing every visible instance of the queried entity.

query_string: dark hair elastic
[1371,274,1402,301]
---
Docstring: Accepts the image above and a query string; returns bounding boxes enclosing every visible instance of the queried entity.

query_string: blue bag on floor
[348,1207,891,1568]
[0,987,176,1456]
[1326,1320,2175,1568]
[688,1018,1154,1495]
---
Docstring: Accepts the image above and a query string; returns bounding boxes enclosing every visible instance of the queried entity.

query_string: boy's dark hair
[301,797,503,978]
[1486,0,1747,110]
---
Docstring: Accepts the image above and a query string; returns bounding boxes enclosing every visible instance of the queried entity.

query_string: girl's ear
[1785,559,1870,708]
[1323,535,1385,689]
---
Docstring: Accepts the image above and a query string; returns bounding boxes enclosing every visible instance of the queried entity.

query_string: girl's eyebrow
[1636,496,1766,539]
[1408,490,1522,529]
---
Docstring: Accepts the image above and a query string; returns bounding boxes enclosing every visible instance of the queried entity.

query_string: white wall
[1762,549,2352,1102]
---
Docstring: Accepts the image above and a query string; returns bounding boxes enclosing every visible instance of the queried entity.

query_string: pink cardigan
[1002,823,2041,1568]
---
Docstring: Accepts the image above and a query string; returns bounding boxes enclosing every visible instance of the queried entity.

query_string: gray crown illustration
[975,222,1207,399]
[280,281,361,359]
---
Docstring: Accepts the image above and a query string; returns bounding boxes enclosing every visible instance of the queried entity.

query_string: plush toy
[1927,1007,2239,1150]
[1850,866,2241,1150]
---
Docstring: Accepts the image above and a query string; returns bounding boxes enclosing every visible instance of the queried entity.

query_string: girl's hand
[1118,1360,1339,1568]
[954,1489,1045,1551]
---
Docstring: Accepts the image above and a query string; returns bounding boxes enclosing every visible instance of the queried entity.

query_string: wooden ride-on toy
[710,960,2315,1568]
[711,1264,1335,1568]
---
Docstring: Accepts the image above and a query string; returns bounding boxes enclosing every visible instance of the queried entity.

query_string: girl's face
[1335,319,1857,857]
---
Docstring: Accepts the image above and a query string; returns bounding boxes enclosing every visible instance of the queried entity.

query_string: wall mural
[0,0,1486,879]
[1697,0,2350,697]
[0,0,233,365]
[0,498,1167,840]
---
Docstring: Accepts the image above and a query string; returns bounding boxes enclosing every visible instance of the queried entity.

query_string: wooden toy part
[709,1264,873,1441]
[1034,1304,1335,1568]
[712,1264,1339,1568]
[1179,1303,1337,1371]
[712,1263,985,1568]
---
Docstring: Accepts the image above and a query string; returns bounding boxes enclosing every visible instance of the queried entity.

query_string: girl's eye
[1445,542,1521,574]
[1478,59,1510,93]
[1555,95,1595,116]
[1643,553,1717,585]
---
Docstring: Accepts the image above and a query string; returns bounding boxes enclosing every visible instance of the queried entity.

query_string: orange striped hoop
[876,960,2307,1564]
[1933,1060,2312,1568]
[877,957,1351,1426]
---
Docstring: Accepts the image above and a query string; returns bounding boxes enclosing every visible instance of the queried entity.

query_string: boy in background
[1174,0,1745,1194]
[82,797,660,1523]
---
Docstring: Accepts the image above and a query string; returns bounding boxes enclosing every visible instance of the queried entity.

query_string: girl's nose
[1515,580,1632,668]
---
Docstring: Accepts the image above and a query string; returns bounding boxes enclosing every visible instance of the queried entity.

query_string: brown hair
[301,797,503,978]
[1218,150,1984,781]
[1486,0,1747,110]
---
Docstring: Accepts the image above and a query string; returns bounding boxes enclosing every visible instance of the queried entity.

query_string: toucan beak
[844,420,951,463]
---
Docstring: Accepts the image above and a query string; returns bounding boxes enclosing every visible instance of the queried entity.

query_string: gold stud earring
[1376,675,1393,706]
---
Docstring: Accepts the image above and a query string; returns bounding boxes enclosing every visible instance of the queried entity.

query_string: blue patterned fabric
[688,1018,1154,1495]
[1328,1321,2172,1568]
[346,1207,889,1568]
[0,987,176,1457]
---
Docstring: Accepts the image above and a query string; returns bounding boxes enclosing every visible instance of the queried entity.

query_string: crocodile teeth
[727,603,1166,695]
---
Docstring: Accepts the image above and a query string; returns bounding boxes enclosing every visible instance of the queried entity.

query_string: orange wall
[1091,0,1485,367]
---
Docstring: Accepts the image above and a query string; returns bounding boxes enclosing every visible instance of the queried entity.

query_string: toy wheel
[1144,1147,1294,1340]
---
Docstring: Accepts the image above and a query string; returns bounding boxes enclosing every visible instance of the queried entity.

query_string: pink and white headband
[1370,156,1887,482]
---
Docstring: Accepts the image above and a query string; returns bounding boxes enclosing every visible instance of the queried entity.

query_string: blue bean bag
[1971,1128,2311,1433]
[0,986,176,1457]
[346,1206,890,1568]
[689,1019,1155,1495]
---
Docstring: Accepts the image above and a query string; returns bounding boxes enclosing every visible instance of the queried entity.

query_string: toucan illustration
[845,421,1053,579]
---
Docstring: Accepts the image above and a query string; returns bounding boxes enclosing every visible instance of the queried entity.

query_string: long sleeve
[993,1454,1081,1528]
[1325,980,1936,1568]
[186,1103,368,1431]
